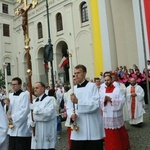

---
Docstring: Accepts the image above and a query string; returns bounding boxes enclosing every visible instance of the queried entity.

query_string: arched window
[56,13,63,32]
[80,2,89,23]
[37,22,43,39]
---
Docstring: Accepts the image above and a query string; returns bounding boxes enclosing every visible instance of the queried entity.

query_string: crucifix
[15,0,38,136]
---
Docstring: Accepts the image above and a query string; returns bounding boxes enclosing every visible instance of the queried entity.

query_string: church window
[6,63,11,76]
[56,13,63,32]
[3,24,10,37]
[80,2,89,23]
[37,22,43,39]
[2,4,8,14]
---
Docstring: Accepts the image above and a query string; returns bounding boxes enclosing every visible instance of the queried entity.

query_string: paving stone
[56,105,150,150]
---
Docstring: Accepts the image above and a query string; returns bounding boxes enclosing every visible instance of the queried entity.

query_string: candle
[68,51,74,93]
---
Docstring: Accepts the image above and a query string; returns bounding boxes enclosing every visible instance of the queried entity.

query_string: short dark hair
[105,75,112,80]
[64,85,70,92]
[135,69,139,72]
[94,77,100,82]
[35,82,46,88]
[75,64,87,73]
[12,77,22,85]
[103,71,111,77]
[48,89,55,96]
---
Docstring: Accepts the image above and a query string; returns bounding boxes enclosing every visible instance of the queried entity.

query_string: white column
[132,0,149,71]
[98,0,112,71]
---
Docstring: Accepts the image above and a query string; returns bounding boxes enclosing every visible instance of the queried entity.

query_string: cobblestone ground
[125,105,150,150]
[56,105,150,150]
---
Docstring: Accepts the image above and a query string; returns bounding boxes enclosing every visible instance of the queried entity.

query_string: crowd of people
[99,64,150,104]
[0,63,147,150]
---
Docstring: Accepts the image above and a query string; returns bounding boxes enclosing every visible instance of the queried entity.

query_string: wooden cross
[15,0,38,136]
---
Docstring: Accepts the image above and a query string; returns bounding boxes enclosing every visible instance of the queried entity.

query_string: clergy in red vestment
[126,77,145,126]
[100,75,130,150]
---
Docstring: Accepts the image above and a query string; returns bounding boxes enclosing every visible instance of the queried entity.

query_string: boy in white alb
[67,65,105,150]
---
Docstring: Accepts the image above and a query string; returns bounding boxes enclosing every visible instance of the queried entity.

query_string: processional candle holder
[68,52,79,131]
[7,109,14,129]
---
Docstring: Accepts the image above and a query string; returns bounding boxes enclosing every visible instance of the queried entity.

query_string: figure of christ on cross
[20,4,32,35]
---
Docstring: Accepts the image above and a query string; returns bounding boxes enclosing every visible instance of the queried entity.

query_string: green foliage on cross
[0,70,5,89]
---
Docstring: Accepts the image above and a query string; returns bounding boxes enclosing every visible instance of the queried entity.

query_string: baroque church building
[0,0,150,86]
[0,0,94,85]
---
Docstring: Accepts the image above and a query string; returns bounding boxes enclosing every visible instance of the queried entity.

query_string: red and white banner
[58,57,69,68]
[43,62,51,69]
[144,0,150,56]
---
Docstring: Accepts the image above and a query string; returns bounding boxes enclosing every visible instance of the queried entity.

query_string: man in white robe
[126,77,145,126]
[67,64,105,150]
[94,77,101,91]
[0,103,8,150]
[56,84,64,107]
[8,77,31,150]
[100,71,120,92]
[100,75,130,150]
[28,82,57,150]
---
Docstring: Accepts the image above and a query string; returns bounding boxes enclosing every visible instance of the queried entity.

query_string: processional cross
[15,0,38,136]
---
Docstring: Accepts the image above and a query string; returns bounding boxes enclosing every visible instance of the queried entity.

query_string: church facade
[95,0,150,77]
[1,0,94,86]
[0,0,150,87]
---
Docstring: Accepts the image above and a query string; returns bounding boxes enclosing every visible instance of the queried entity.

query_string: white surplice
[8,92,31,137]
[67,82,105,140]
[119,83,130,121]
[28,95,57,149]
[100,86,125,129]
[56,88,64,106]
[0,103,8,150]
[126,84,145,124]
[64,89,72,127]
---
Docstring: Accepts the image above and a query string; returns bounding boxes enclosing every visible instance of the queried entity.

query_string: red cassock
[104,85,130,150]
[105,126,130,150]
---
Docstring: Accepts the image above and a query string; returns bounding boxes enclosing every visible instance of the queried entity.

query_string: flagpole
[45,0,55,89]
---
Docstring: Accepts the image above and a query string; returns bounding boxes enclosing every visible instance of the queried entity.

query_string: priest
[126,77,145,126]
[100,75,130,150]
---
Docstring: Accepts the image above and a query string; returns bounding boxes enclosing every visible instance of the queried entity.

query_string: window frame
[2,3,8,14]
[6,63,11,76]
[80,2,89,23]
[37,22,43,39]
[56,13,63,32]
[3,24,10,37]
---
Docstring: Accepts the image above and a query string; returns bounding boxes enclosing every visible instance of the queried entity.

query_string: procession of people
[0,63,148,150]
